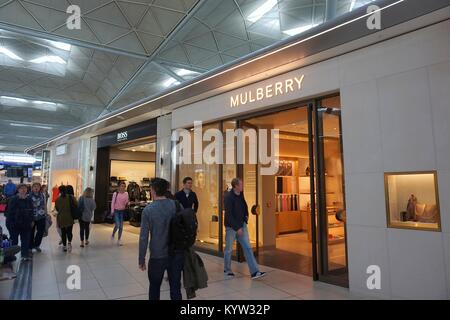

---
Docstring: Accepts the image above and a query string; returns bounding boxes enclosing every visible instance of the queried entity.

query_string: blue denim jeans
[224,223,259,275]
[148,251,184,300]
[112,210,126,240]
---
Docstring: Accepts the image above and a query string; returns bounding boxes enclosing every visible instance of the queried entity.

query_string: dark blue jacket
[175,190,199,212]
[224,190,248,231]
[4,182,16,197]
[5,195,33,228]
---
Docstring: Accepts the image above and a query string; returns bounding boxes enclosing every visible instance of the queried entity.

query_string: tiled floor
[3,219,365,300]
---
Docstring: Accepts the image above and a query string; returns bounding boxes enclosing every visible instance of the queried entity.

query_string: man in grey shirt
[139,178,183,300]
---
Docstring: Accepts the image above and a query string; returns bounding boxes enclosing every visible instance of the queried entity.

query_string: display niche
[385,171,441,231]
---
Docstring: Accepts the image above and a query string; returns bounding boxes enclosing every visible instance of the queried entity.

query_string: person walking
[41,184,50,206]
[5,184,33,261]
[175,177,199,212]
[224,178,266,280]
[111,181,129,246]
[139,178,183,300]
[29,183,47,253]
[78,188,96,248]
[55,186,75,252]
[3,179,17,199]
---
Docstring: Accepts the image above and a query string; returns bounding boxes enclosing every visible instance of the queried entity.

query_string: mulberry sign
[230,75,305,108]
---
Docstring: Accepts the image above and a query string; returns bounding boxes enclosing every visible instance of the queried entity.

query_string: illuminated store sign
[55,144,68,156]
[117,131,128,142]
[230,75,305,108]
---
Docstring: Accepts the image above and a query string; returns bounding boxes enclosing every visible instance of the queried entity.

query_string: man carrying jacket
[223,178,266,280]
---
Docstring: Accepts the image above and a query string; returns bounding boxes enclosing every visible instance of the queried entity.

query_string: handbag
[69,195,82,220]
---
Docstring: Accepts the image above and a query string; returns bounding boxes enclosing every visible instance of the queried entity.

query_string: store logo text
[230,75,305,108]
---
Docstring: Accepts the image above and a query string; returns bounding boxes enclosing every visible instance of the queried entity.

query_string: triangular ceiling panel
[158,42,190,64]
[20,0,69,11]
[215,12,248,40]
[83,18,130,44]
[109,32,146,55]
[0,1,44,31]
[223,43,252,57]
[154,0,186,12]
[196,54,222,70]
[137,31,164,54]
[185,44,216,65]
[53,19,100,45]
[184,31,218,51]
[214,32,248,52]
[117,1,148,27]
[68,0,112,14]
[85,2,130,29]
[21,2,68,32]
[152,7,185,35]
[138,8,164,36]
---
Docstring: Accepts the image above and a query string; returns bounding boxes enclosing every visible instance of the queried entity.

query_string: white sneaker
[117,240,123,246]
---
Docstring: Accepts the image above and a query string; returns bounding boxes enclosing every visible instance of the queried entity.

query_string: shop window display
[385,171,441,231]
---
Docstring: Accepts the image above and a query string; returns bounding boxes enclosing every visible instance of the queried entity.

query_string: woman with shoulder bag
[111,181,129,246]
[55,186,75,252]
[79,188,96,247]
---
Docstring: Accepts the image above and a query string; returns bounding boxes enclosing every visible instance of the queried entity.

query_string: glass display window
[385,171,441,231]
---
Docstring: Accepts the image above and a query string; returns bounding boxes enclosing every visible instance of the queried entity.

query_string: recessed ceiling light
[283,24,319,36]
[0,47,23,61]
[247,0,277,23]
[10,123,53,130]
[48,41,71,51]
[1,96,27,103]
[30,56,67,64]
[175,68,199,77]
[34,100,57,106]
[163,77,180,88]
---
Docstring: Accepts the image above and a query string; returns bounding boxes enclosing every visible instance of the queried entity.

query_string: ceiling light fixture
[175,68,199,77]
[10,123,53,130]
[1,95,27,103]
[0,47,24,61]
[48,41,72,51]
[247,0,277,23]
[163,77,180,88]
[30,55,67,64]
[283,24,319,36]
[34,100,57,106]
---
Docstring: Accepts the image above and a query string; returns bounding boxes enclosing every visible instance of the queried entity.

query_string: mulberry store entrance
[175,94,348,287]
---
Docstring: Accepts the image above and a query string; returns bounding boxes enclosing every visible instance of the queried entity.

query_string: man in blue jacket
[3,179,17,198]
[175,177,199,212]
[223,178,266,280]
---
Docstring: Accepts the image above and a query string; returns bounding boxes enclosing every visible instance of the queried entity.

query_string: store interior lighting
[48,40,71,51]
[163,77,180,88]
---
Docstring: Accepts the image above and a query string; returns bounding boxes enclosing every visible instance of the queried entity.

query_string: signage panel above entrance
[97,118,157,148]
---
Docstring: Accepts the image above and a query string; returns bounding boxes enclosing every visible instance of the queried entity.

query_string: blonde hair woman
[78,187,96,248]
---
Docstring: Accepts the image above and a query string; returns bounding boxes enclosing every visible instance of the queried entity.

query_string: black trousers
[30,218,46,249]
[79,221,90,241]
[148,251,184,300]
[61,226,73,246]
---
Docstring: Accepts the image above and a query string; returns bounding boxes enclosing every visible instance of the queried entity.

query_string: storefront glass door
[314,95,348,287]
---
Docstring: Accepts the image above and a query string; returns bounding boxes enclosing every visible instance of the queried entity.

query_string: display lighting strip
[25,0,405,153]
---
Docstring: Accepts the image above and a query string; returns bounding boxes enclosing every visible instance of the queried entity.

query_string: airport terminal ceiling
[0,0,377,152]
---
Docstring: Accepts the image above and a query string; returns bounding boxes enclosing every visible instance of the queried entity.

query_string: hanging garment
[277,177,283,194]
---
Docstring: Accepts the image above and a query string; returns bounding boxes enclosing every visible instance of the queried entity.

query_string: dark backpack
[170,201,197,251]
[69,195,82,220]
